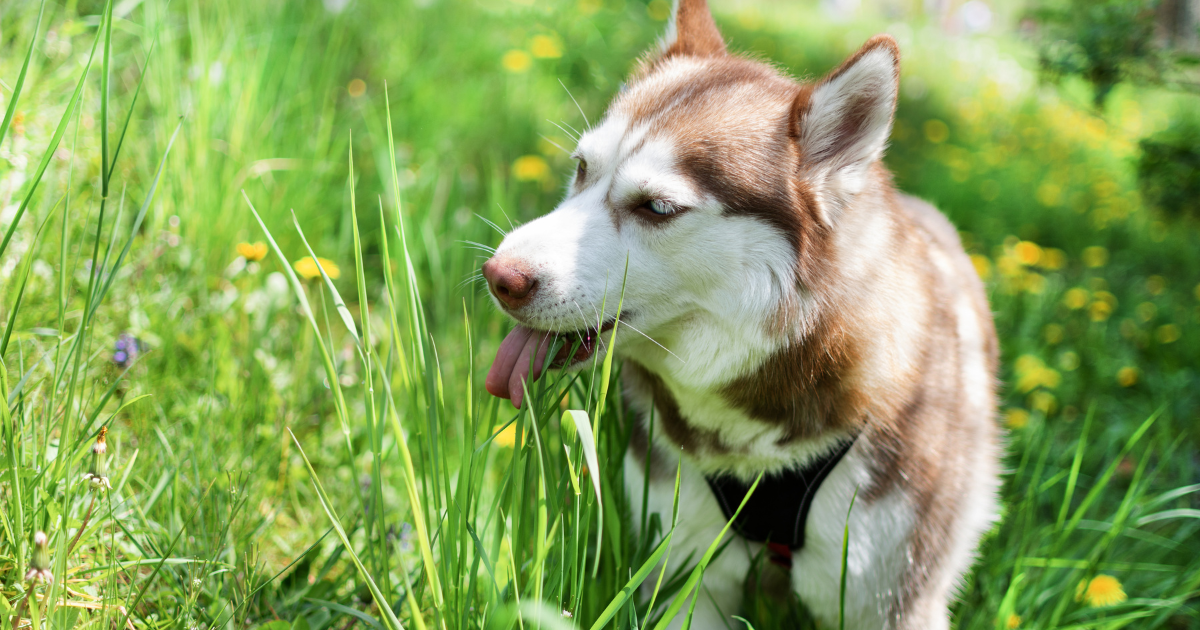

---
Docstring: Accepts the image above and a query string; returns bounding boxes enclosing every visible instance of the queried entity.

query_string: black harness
[705,437,856,564]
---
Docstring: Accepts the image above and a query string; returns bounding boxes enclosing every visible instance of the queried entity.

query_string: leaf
[564,410,602,508]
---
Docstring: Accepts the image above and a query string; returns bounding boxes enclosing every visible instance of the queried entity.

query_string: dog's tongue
[485,325,552,409]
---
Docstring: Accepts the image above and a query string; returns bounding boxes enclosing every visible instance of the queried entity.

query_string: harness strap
[704,437,856,552]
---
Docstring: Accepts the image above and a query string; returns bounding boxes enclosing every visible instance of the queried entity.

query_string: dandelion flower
[530,35,562,59]
[512,155,549,182]
[1063,288,1089,310]
[1082,246,1108,268]
[347,78,366,98]
[1005,408,1029,429]
[1006,614,1021,629]
[294,257,340,280]
[502,50,532,73]
[1076,575,1126,607]
[237,242,268,262]
[494,423,518,448]
[1117,366,1138,387]
[1014,241,1042,266]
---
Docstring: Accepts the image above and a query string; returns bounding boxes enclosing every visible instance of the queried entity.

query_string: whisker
[539,134,572,156]
[561,120,584,140]
[620,320,685,364]
[548,119,580,142]
[457,271,487,291]
[495,204,517,232]
[559,78,591,129]
[474,213,509,237]
[458,240,497,254]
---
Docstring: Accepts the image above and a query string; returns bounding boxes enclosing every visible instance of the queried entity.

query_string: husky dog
[481,1,1000,627]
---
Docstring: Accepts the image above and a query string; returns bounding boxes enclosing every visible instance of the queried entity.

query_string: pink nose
[482,256,537,309]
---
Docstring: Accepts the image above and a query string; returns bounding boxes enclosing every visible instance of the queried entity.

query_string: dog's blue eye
[647,199,672,215]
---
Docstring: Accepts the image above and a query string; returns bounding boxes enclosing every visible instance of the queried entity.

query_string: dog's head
[484,0,900,407]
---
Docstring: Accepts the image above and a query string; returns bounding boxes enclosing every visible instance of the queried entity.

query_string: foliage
[1026,0,1200,110]
[1138,115,1200,218]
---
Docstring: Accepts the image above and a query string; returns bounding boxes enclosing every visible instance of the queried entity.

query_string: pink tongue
[485,326,553,409]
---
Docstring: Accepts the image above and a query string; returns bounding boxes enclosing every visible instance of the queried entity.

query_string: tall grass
[1,1,1199,629]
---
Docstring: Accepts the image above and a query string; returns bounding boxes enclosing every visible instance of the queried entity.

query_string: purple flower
[113,334,144,368]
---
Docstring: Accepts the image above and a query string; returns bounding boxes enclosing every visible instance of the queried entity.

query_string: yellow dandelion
[1156,324,1181,344]
[1014,241,1042,266]
[512,155,549,182]
[1006,613,1021,629]
[1089,300,1113,322]
[970,254,992,281]
[293,257,340,280]
[530,35,562,59]
[347,78,366,98]
[1005,409,1030,429]
[502,50,532,73]
[1063,288,1089,310]
[1030,390,1056,414]
[1041,248,1067,270]
[1116,366,1138,387]
[1082,246,1108,268]
[237,241,268,262]
[923,119,949,144]
[1076,575,1127,607]
[493,423,518,448]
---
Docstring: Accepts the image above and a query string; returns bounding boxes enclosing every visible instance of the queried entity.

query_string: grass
[1,1,1199,629]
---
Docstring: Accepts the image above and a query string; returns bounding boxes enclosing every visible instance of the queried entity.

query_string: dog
[481,1,1000,627]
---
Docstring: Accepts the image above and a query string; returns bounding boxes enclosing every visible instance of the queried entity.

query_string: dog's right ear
[790,35,900,223]
[659,0,726,59]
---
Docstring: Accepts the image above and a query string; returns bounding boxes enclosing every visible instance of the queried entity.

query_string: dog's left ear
[659,0,726,58]
[791,35,900,218]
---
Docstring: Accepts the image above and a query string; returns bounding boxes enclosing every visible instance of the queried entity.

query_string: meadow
[1,0,1199,629]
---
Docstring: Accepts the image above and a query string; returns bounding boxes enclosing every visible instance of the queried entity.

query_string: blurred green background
[1,0,1199,628]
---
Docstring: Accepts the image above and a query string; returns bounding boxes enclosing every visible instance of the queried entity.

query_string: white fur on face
[489,114,798,389]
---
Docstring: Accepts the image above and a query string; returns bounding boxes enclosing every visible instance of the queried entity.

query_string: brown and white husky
[481,1,1000,627]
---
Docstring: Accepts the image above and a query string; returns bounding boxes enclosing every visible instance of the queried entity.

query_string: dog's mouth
[485,317,619,408]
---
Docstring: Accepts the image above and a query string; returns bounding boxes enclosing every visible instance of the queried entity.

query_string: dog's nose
[482,256,538,309]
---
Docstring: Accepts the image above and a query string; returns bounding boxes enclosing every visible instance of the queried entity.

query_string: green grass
[1,1,1199,629]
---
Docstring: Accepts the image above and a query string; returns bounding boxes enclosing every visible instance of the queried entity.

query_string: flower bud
[83,427,112,492]
[25,531,53,584]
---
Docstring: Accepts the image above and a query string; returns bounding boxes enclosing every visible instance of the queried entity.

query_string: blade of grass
[652,473,764,630]
[0,1,106,262]
[839,486,859,630]
[1,206,57,357]
[288,430,405,630]
[0,0,47,144]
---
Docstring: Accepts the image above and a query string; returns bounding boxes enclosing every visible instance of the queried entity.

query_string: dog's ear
[659,0,726,59]
[790,35,899,219]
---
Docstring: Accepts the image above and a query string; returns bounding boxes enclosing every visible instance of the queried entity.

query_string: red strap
[767,542,793,569]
